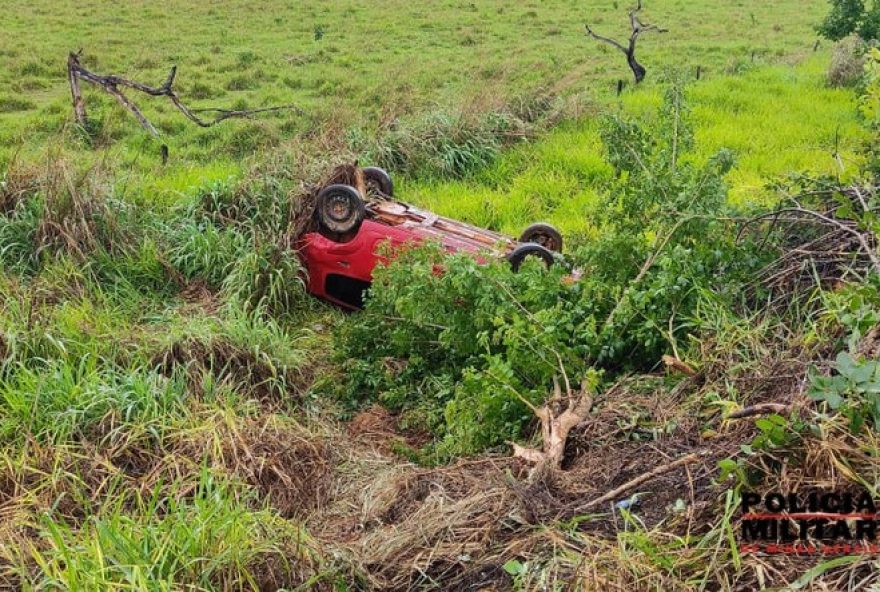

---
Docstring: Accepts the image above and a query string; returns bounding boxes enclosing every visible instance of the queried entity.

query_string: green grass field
[0,0,831,194]
[404,58,865,240]
[4,0,880,590]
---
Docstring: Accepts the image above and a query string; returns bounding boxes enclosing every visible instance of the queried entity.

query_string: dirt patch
[178,278,221,316]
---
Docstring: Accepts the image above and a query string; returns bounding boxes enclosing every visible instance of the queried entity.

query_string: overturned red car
[295,166,564,309]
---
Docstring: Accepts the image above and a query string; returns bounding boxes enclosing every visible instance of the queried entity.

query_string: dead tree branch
[738,186,880,299]
[726,403,792,420]
[510,376,594,481]
[585,0,667,84]
[579,451,706,511]
[67,51,300,161]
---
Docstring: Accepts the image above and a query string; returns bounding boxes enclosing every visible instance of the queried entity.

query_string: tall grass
[28,471,321,590]
[0,358,187,445]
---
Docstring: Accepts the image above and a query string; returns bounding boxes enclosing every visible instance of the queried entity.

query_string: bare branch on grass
[67,51,300,162]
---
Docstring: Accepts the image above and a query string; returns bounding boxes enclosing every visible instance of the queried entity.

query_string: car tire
[507,243,555,272]
[315,184,366,236]
[362,166,394,197]
[519,223,563,253]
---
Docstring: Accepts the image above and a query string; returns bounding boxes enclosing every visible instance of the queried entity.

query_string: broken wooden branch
[726,402,792,420]
[580,451,706,511]
[67,51,300,162]
[662,354,697,377]
[585,0,667,84]
[510,375,594,481]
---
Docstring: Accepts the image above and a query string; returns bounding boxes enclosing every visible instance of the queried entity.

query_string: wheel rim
[532,232,552,249]
[326,194,352,222]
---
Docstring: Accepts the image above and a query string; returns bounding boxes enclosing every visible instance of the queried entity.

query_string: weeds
[28,471,323,590]
[0,359,187,446]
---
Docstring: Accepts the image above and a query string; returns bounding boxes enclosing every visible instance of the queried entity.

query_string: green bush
[31,472,317,590]
[335,83,772,457]
[819,0,880,42]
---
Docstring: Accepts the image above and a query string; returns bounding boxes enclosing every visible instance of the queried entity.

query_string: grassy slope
[2,0,878,590]
[1,0,827,200]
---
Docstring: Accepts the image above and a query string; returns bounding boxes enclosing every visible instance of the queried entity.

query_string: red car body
[297,199,518,309]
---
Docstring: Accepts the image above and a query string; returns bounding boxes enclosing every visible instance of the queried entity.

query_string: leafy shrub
[819,0,880,41]
[810,351,880,432]
[336,83,770,457]
[337,245,589,456]
[860,47,880,131]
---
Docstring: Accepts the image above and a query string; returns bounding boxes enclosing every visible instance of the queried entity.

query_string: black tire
[507,243,555,272]
[315,184,366,236]
[519,223,563,253]
[362,166,394,197]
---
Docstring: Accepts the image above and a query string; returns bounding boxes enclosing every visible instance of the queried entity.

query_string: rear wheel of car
[507,243,555,272]
[315,184,366,236]
[519,223,563,253]
[362,166,394,197]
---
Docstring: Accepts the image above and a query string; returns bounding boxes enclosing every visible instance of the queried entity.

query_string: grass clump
[0,358,187,446]
[349,96,561,179]
[28,472,324,590]
[828,35,868,87]
[0,95,35,113]
[152,304,312,402]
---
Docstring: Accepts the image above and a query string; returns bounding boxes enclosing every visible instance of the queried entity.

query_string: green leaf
[836,351,857,378]
[502,559,524,576]
[789,555,860,590]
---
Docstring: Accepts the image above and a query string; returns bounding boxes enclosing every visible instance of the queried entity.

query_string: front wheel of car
[315,184,366,236]
[507,243,555,272]
[519,223,563,253]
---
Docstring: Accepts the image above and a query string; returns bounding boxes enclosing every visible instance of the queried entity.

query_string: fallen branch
[726,402,792,420]
[662,354,697,376]
[67,51,300,161]
[580,451,706,511]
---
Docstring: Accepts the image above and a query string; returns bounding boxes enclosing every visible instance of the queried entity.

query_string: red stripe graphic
[742,513,879,520]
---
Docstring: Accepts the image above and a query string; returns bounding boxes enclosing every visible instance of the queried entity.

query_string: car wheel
[519,223,563,253]
[315,184,366,236]
[507,243,555,272]
[363,166,394,197]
